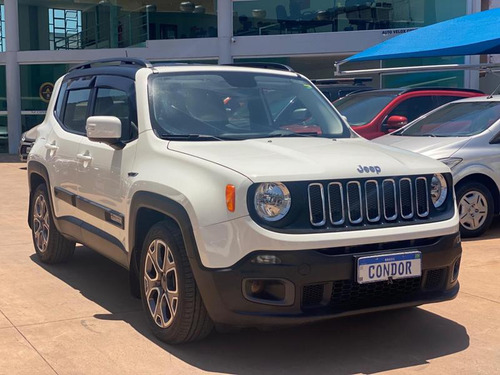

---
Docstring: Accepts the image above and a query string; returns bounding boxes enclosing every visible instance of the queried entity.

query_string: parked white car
[27,58,461,344]
[375,95,500,237]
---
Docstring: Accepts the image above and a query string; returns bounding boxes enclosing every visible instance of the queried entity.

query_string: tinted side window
[63,89,91,134]
[435,96,465,107]
[387,96,436,123]
[94,88,136,141]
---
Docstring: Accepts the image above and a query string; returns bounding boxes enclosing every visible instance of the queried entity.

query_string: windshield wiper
[265,132,321,138]
[159,134,225,141]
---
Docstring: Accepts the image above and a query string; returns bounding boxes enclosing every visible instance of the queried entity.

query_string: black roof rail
[224,62,295,72]
[152,62,202,68]
[69,58,153,72]
[311,77,373,85]
[400,87,484,94]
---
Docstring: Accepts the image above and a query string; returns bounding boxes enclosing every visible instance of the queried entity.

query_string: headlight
[254,182,291,221]
[438,158,462,169]
[430,174,448,208]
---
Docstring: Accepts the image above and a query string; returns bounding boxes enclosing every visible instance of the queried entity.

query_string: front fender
[453,163,499,186]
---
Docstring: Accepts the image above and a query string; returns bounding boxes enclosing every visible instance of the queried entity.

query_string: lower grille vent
[424,268,446,290]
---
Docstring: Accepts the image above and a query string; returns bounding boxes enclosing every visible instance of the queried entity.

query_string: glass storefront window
[20,64,69,133]
[19,0,218,51]
[0,4,5,52]
[233,0,467,36]
[381,57,465,88]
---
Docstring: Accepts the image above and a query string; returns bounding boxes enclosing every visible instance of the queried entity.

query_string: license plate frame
[356,251,422,284]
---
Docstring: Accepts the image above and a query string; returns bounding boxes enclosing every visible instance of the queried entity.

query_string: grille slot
[365,180,380,222]
[399,178,414,219]
[328,182,345,225]
[347,181,363,224]
[308,183,326,226]
[382,179,397,221]
[416,177,430,217]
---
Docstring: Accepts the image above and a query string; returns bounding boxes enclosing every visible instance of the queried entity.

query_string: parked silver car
[374,96,500,237]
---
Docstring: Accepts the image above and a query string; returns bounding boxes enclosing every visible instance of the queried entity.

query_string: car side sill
[57,215,129,269]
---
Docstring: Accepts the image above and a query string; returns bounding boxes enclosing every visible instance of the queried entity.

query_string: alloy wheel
[33,194,50,253]
[459,190,488,231]
[144,239,179,328]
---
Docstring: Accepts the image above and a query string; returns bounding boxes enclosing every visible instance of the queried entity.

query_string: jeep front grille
[307,176,430,227]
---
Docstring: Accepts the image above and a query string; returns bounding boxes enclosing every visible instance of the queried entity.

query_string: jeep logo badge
[357,165,381,174]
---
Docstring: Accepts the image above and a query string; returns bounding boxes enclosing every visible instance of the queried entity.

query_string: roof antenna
[487,71,500,99]
[125,49,129,58]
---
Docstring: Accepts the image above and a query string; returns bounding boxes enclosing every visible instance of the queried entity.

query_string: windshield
[397,101,500,137]
[334,93,396,126]
[149,72,350,140]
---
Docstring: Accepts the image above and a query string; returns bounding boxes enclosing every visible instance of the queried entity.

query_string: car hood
[373,135,470,160]
[168,137,449,182]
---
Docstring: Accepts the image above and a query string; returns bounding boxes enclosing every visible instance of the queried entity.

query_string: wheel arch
[455,173,500,215]
[128,191,202,296]
[27,161,52,229]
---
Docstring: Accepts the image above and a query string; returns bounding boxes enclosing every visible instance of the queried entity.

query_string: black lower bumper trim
[191,233,462,327]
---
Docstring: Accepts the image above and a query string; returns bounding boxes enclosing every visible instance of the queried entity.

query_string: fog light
[452,257,461,282]
[252,254,281,265]
[242,279,294,306]
[250,280,265,295]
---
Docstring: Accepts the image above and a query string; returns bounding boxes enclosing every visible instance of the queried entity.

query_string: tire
[456,181,494,238]
[31,184,75,263]
[139,221,213,344]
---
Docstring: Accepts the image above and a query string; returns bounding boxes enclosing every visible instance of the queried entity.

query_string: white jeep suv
[27,59,462,344]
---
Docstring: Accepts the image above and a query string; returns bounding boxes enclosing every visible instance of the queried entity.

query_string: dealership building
[0,0,498,154]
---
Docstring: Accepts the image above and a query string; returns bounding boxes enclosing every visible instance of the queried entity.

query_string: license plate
[357,251,421,284]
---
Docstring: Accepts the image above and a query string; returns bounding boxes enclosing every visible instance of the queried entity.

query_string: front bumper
[192,233,461,327]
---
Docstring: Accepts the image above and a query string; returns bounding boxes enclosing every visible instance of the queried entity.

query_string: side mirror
[86,116,124,150]
[490,131,500,144]
[385,115,408,131]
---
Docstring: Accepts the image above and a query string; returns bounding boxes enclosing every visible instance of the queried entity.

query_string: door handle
[45,143,59,151]
[76,153,93,162]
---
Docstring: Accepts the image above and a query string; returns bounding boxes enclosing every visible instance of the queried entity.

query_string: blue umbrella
[345,8,500,63]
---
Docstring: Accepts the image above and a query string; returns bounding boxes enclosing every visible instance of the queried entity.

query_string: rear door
[45,77,93,219]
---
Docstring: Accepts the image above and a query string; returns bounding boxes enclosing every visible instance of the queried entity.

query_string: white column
[464,0,480,90]
[5,0,22,154]
[217,0,233,64]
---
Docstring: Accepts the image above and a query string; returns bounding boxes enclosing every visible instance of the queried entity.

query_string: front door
[75,76,138,265]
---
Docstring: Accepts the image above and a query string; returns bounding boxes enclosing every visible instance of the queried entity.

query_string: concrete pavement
[0,160,499,375]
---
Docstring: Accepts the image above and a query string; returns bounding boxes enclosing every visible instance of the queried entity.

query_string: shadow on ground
[32,246,469,375]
